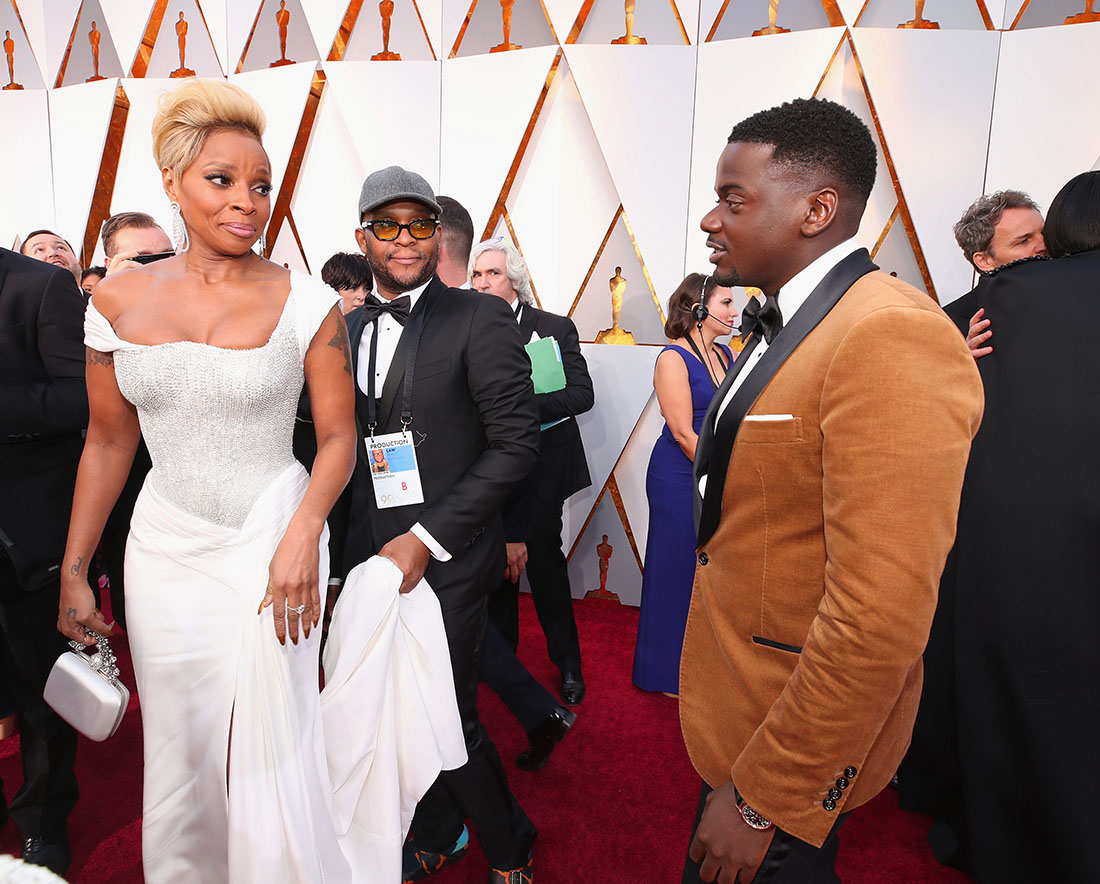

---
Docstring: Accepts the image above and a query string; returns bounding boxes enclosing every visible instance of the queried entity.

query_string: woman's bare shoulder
[90,259,180,322]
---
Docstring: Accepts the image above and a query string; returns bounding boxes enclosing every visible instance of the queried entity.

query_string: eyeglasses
[361,218,439,241]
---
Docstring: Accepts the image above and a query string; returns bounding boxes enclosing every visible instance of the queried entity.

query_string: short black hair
[1043,171,1100,259]
[81,266,106,283]
[321,252,373,293]
[437,195,474,264]
[728,97,877,205]
[21,229,75,255]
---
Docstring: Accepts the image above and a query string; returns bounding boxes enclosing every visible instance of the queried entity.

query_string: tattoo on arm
[327,320,352,376]
[66,607,77,620]
[86,347,114,367]
[69,556,83,576]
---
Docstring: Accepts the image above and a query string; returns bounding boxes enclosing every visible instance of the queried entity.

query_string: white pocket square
[743,414,795,422]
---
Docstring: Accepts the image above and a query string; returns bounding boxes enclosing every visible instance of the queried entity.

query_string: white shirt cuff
[411,522,451,562]
[327,577,343,587]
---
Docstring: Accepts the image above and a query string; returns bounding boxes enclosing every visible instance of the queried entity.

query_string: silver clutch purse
[43,632,129,742]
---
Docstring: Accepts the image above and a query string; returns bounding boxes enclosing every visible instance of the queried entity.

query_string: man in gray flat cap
[335,166,540,883]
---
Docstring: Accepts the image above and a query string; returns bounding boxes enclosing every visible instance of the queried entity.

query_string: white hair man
[469,238,594,709]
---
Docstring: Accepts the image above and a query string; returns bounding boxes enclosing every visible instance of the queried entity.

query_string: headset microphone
[688,276,736,329]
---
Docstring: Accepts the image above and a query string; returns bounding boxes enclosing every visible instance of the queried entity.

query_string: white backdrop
[3,0,1099,605]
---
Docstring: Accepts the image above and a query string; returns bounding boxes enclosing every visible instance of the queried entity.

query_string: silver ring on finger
[288,604,306,615]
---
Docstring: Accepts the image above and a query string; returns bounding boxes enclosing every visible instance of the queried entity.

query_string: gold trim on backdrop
[566,400,655,564]
[1008,0,1031,29]
[606,473,643,571]
[82,83,130,265]
[869,203,900,259]
[568,206,622,319]
[52,0,86,88]
[975,1,996,29]
[410,0,438,60]
[129,0,170,78]
[235,1,267,74]
[193,0,221,74]
[537,0,562,45]
[265,68,324,258]
[668,0,691,44]
[845,33,938,300]
[620,209,664,321]
[565,0,596,44]
[500,209,542,308]
[811,28,848,96]
[819,1,847,27]
[328,0,363,61]
[449,0,479,58]
[852,0,872,27]
[480,50,562,240]
[282,207,311,272]
[704,0,730,41]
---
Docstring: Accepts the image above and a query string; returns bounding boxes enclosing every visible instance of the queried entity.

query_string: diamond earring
[170,201,189,253]
[256,231,267,257]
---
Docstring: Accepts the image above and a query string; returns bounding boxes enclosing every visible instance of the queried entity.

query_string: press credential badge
[366,432,424,508]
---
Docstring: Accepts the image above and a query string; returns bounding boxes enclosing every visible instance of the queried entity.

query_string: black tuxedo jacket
[0,248,88,565]
[943,278,988,337]
[503,305,593,542]
[340,277,540,609]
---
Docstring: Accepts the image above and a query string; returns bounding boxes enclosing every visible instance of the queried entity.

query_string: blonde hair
[152,79,266,177]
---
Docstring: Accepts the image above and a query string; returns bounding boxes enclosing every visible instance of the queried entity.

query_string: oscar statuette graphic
[612,0,647,45]
[490,0,523,53]
[898,0,939,29]
[87,21,106,81]
[585,535,620,601]
[270,0,295,67]
[595,267,637,345]
[1065,0,1100,24]
[170,12,196,78]
[372,0,402,61]
[3,30,22,90]
[752,0,790,36]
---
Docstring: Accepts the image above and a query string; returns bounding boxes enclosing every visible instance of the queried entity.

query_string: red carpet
[0,596,974,883]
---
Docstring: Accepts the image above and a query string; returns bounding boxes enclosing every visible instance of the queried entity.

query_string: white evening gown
[83,272,465,884]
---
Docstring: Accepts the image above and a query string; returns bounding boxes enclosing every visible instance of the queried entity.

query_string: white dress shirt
[356,280,450,561]
[699,238,860,495]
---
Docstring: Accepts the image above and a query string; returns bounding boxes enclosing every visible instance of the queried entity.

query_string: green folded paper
[525,336,566,394]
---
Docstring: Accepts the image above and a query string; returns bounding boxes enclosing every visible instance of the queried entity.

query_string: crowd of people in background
[0,75,1098,884]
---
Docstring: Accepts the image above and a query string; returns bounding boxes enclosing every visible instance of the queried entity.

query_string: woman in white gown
[57,80,359,882]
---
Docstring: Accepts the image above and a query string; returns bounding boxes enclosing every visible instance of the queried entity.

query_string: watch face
[740,804,773,830]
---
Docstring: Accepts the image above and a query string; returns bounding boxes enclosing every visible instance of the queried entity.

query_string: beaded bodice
[113,292,303,529]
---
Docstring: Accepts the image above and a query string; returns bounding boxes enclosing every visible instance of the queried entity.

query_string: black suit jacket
[340,277,540,609]
[503,305,593,542]
[0,248,88,565]
[943,279,986,336]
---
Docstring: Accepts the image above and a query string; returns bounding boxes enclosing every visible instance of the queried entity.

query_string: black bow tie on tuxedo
[362,294,411,326]
[740,293,783,345]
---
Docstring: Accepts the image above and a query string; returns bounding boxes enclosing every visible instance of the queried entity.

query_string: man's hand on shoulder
[688,782,775,884]
[966,307,992,360]
[379,531,430,593]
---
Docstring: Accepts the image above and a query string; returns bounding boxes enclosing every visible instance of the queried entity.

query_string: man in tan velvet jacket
[681,99,984,884]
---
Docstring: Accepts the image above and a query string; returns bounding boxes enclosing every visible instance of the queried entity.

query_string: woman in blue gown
[633,274,736,694]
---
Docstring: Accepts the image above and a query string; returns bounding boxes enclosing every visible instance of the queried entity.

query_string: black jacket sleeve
[417,295,540,554]
[535,315,594,424]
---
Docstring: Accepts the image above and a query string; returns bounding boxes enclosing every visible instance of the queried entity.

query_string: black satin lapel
[696,249,878,547]
[377,278,443,430]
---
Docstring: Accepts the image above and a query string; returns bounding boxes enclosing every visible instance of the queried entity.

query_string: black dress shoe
[516,706,576,771]
[21,832,71,876]
[560,670,585,706]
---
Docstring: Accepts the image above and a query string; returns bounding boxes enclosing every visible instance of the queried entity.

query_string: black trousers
[479,620,558,733]
[96,523,128,632]
[0,553,79,838]
[489,501,581,673]
[410,595,536,869]
[682,784,846,884]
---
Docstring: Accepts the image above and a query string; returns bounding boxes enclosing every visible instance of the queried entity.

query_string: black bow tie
[362,294,411,326]
[740,293,783,345]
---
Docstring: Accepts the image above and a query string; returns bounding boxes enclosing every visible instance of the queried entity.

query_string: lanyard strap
[364,308,426,437]
[684,335,720,391]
